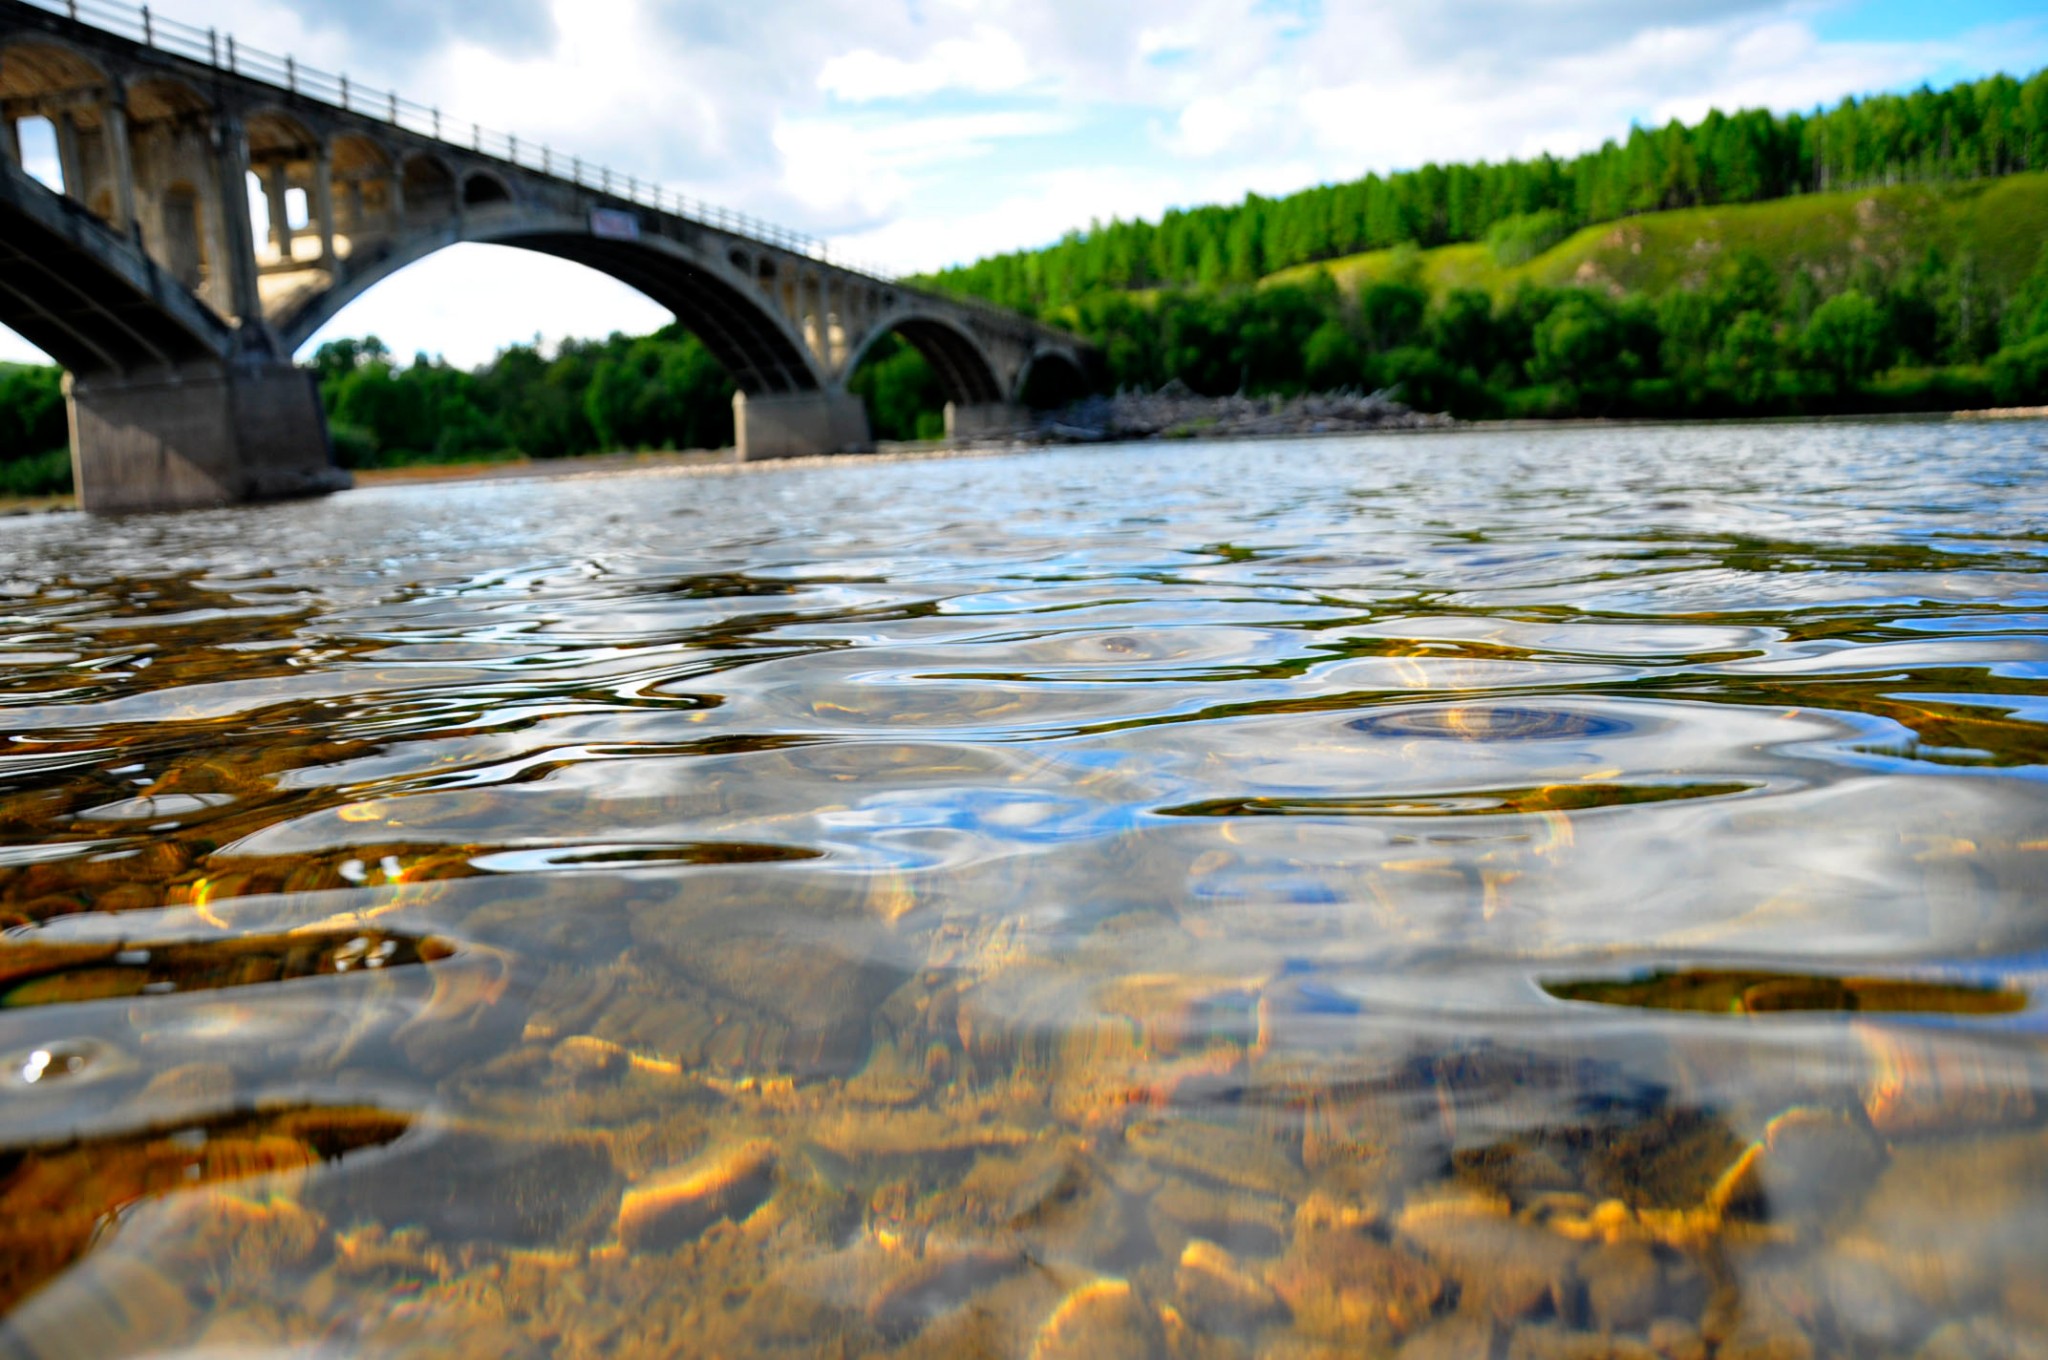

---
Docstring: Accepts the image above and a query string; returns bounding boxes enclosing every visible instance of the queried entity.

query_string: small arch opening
[329,134,395,248]
[462,173,511,208]
[125,76,209,126]
[0,42,109,203]
[400,154,456,224]
[1019,351,1092,410]
[244,110,320,268]
[159,181,207,290]
[10,115,62,193]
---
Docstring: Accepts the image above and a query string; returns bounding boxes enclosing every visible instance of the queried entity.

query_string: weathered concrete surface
[68,364,349,514]
[733,390,872,462]
[945,402,1029,441]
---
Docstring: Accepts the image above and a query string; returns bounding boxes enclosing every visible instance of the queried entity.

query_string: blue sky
[4,0,2046,368]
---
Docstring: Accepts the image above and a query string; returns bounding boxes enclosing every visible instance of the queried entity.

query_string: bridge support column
[67,362,351,514]
[733,389,871,462]
[945,402,1030,442]
[102,94,136,239]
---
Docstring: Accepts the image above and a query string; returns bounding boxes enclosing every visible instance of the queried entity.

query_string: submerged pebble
[616,1141,778,1251]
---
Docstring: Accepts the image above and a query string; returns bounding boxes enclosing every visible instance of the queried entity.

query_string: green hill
[1265,173,2048,304]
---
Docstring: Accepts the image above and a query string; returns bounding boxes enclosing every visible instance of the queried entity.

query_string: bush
[1485,210,1574,267]
[2002,244,2048,348]
[0,365,66,462]
[1303,320,1367,390]
[327,422,378,469]
[1529,292,1655,390]
[1503,385,1578,419]
[1379,347,1494,417]
[1860,367,1996,413]
[1990,336,2048,406]
[1358,282,1429,352]
[0,448,72,497]
[1707,310,1786,408]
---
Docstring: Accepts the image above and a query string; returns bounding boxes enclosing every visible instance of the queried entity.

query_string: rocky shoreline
[1023,382,1454,444]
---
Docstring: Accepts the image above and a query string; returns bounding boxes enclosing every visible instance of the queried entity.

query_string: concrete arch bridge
[0,0,1093,511]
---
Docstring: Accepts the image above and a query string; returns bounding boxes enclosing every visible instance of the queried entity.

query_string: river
[0,420,2045,1358]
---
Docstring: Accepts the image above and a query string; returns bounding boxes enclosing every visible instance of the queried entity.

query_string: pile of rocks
[1033,381,1453,443]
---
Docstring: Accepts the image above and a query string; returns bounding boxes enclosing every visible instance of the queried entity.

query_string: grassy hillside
[1266,173,2048,303]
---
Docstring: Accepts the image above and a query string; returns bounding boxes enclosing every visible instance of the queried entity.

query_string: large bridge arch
[272,215,828,396]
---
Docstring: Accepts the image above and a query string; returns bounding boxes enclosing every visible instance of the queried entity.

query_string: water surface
[1,421,2046,1358]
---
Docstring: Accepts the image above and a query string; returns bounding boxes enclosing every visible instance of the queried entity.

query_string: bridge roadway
[0,0,1093,511]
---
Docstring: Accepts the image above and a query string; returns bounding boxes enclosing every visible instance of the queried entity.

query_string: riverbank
[5,402,2044,514]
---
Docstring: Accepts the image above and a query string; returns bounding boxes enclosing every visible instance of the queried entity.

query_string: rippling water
[2,421,2047,1358]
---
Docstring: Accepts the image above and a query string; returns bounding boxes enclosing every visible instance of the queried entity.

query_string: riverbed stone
[1583,1241,1662,1333]
[1028,1278,1168,1360]
[617,1140,777,1251]
[1174,1238,1287,1331]
[1395,1314,1497,1359]
[1507,1323,1657,1360]
[1913,1316,2048,1360]
[1267,1225,1444,1344]
[1646,1316,1706,1360]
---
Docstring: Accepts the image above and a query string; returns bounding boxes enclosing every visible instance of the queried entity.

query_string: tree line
[922,68,2048,311]
[1063,240,2048,421]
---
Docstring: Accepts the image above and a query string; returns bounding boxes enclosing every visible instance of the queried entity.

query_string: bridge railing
[15,0,900,278]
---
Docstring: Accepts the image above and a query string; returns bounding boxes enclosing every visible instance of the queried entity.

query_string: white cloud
[775,110,1077,222]
[818,26,1036,102]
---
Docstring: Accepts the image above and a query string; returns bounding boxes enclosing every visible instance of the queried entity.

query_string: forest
[4,66,2048,497]
[922,68,2048,309]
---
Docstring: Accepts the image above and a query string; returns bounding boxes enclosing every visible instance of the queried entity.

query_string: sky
[4,0,2046,368]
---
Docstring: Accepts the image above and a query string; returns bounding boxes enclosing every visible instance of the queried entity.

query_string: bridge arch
[843,310,1004,408]
[461,169,512,208]
[274,218,826,395]
[244,107,319,160]
[328,133,396,247]
[125,73,208,125]
[0,37,109,109]
[1,38,111,206]
[1016,347,1091,408]
[399,152,456,225]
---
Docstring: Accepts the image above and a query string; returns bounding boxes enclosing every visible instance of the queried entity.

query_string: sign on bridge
[590,208,642,242]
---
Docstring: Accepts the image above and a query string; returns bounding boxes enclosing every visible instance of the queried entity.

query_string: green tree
[1708,311,1785,407]
[0,364,66,462]
[847,334,946,441]
[1800,290,1890,391]
[2002,244,2048,347]
[1359,282,1429,352]
[1303,320,1367,391]
[1528,292,1654,391]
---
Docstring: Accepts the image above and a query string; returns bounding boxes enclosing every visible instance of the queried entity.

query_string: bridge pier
[945,402,1030,442]
[68,363,350,514]
[733,389,871,462]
